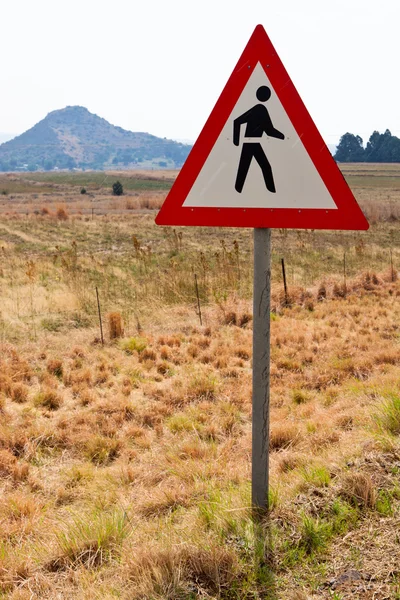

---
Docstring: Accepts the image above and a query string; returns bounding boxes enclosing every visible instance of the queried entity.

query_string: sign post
[252,228,271,511]
[156,24,368,512]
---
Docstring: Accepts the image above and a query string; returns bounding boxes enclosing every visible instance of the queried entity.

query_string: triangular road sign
[156,25,369,230]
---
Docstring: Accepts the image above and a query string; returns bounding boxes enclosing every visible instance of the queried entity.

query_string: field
[0,165,400,599]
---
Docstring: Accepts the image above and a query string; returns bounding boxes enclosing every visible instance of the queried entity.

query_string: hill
[0,106,191,171]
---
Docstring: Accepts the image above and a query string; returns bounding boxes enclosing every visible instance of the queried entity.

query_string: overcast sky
[1,0,399,146]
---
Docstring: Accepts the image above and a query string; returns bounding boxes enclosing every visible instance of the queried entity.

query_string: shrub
[108,313,123,339]
[120,337,147,354]
[112,181,124,196]
[47,359,63,378]
[11,383,29,403]
[56,206,68,221]
[80,187,87,194]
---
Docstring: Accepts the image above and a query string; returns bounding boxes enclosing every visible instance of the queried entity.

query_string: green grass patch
[301,465,331,488]
[374,393,400,435]
[120,337,147,354]
[24,171,172,191]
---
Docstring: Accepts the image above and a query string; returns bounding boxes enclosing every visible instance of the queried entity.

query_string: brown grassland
[0,164,400,598]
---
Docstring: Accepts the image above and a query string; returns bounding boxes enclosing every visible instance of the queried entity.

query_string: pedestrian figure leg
[253,144,276,193]
[235,143,254,193]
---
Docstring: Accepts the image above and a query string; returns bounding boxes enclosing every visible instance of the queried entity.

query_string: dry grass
[340,472,377,509]
[0,166,399,597]
[269,423,300,450]
[126,544,239,599]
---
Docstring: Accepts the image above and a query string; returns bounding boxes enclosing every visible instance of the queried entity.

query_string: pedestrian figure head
[256,86,271,102]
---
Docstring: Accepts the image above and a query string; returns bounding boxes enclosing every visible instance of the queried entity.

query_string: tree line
[334,130,400,162]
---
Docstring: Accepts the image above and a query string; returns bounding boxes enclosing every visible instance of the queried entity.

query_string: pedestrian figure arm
[264,114,284,140]
[268,127,284,140]
[233,111,251,146]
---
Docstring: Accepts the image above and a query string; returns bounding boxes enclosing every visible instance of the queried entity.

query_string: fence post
[95,287,104,346]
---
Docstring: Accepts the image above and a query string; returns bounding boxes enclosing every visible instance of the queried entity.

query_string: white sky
[1,0,399,146]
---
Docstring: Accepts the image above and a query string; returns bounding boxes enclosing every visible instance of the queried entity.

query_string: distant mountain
[0,106,192,171]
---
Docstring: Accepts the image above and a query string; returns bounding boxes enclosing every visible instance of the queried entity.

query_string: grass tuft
[299,515,332,555]
[269,424,300,450]
[126,544,239,599]
[84,435,121,465]
[374,393,400,435]
[340,472,377,509]
[301,465,331,488]
[292,389,311,405]
[10,383,29,403]
[33,388,63,410]
[48,509,129,570]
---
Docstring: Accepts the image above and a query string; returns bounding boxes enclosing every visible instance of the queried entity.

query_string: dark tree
[80,187,87,194]
[365,129,399,162]
[365,130,382,161]
[336,129,400,163]
[334,133,365,162]
[44,159,54,171]
[382,135,400,162]
[112,181,124,196]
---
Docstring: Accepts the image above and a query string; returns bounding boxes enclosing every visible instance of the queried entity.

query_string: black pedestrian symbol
[233,85,284,194]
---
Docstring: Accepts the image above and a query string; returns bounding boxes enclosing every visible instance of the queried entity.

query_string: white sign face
[183,63,337,210]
